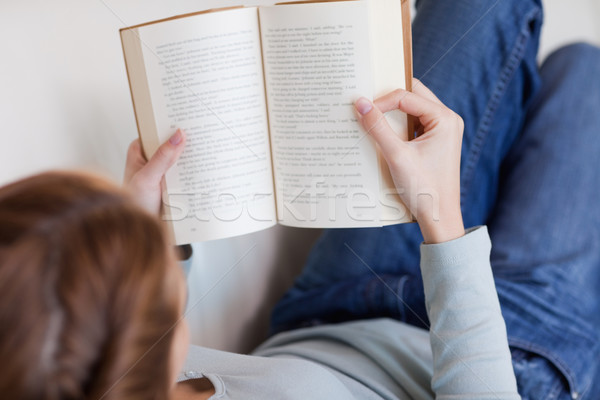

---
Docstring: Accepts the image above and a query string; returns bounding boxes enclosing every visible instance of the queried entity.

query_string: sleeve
[420,226,520,400]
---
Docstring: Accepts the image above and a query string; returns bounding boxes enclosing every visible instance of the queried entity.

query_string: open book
[121,0,413,244]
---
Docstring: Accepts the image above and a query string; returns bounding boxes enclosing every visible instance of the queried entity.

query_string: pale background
[1,0,598,353]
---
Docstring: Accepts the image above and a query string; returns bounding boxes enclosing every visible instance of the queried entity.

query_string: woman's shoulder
[179,344,356,399]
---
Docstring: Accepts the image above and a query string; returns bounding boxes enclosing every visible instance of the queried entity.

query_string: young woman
[0,78,520,399]
[1,0,598,399]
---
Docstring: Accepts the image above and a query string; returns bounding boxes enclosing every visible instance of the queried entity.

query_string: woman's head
[0,172,186,399]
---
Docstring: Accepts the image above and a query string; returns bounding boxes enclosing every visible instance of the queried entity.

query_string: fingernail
[169,129,183,146]
[355,97,373,115]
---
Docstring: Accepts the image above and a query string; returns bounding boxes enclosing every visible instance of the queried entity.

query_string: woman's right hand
[354,80,465,244]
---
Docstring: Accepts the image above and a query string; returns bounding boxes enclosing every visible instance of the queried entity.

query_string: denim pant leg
[488,43,600,400]
[270,0,544,335]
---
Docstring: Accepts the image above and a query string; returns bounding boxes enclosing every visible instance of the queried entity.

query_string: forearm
[420,226,520,399]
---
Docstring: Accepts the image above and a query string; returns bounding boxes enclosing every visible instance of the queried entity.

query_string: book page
[368,0,413,224]
[135,7,276,243]
[259,1,383,228]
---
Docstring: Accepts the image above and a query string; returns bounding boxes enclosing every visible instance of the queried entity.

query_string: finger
[373,89,409,113]
[124,139,147,184]
[355,97,404,157]
[136,129,186,185]
[411,78,444,105]
[373,89,448,136]
[373,88,445,124]
[387,90,446,128]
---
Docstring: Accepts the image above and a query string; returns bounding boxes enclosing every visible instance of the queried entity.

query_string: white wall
[539,0,600,61]
[1,0,598,353]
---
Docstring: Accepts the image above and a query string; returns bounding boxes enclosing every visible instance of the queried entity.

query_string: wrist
[417,207,464,244]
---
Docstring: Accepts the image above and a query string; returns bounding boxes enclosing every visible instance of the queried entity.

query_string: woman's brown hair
[0,172,183,399]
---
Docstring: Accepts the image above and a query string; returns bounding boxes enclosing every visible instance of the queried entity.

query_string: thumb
[355,97,403,160]
[137,129,186,185]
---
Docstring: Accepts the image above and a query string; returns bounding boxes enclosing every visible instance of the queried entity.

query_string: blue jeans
[269,0,600,398]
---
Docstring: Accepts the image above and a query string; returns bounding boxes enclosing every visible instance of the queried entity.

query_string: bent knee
[539,42,600,110]
[543,42,600,77]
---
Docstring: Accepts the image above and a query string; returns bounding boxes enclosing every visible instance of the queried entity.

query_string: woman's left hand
[124,129,186,215]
